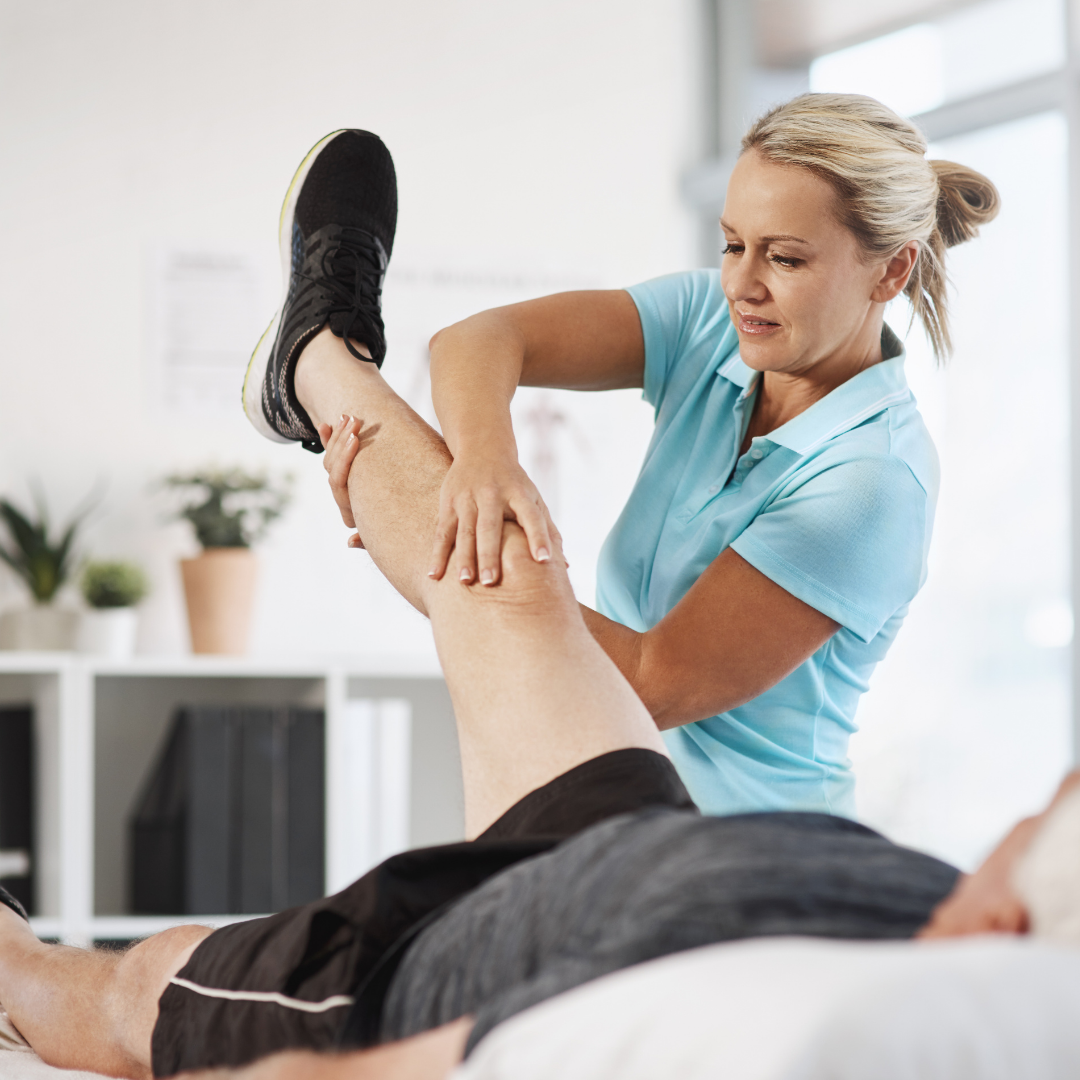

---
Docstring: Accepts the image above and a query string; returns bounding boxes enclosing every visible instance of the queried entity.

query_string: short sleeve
[729,455,929,643]
[624,271,735,412]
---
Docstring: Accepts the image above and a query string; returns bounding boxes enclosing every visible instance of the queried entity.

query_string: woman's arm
[427,290,644,586]
[322,423,835,724]
[580,548,839,730]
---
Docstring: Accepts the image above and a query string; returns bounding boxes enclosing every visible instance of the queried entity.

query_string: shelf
[0,653,463,946]
[0,651,444,678]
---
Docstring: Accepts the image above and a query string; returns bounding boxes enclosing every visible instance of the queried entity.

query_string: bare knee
[469,523,571,610]
[108,925,214,1068]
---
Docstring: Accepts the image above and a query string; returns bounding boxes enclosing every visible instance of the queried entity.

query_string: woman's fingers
[347,532,365,550]
[455,501,480,584]
[426,461,560,586]
[428,508,458,581]
[475,496,506,585]
[323,415,361,528]
[510,496,553,565]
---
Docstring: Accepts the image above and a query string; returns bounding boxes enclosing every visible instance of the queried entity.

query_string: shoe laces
[296,226,385,361]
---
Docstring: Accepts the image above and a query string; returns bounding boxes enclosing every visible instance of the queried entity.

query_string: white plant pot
[77,607,139,659]
[0,606,79,651]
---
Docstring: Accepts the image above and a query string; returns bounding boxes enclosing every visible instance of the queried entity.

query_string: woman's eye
[722,244,743,256]
[770,253,800,268]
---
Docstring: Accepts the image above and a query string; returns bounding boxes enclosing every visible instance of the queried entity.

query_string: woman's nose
[722,251,768,303]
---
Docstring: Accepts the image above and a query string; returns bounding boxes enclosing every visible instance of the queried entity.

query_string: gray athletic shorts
[152,751,957,1073]
[381,808,960,1055]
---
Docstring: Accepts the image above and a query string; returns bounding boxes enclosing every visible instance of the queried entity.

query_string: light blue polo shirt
[596,270,938,818]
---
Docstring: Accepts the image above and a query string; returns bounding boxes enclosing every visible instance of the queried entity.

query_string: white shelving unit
[0,652,463,946]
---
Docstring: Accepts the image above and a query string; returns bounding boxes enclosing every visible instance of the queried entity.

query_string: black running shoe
[243,130,398,453]
[0,884,28,922]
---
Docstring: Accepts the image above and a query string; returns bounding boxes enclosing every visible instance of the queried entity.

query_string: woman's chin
[735,336,791,373]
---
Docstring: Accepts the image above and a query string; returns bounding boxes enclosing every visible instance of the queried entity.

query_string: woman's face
[720,149,909,378]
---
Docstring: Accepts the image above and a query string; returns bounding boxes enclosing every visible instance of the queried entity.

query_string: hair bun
[930,159,1000,248]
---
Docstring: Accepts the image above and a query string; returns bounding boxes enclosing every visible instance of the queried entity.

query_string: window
[850,111,1071,869]
[810,0,1064,118]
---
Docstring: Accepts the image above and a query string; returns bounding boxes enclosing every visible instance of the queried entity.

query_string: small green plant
[0,491,93,604]
[163,468,292,549]
[81,560,149,609]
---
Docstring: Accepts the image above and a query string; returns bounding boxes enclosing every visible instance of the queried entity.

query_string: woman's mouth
[738,314,782,336]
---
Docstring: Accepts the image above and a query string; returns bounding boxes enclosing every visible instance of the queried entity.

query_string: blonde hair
[741,93,1000,360]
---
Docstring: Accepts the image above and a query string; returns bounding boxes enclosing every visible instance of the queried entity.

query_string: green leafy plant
[81,560,149,609]
[163,468,292,549]
[0,491,93,603]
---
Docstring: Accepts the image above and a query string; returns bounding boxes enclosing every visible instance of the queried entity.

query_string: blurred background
[0,0,1075,877]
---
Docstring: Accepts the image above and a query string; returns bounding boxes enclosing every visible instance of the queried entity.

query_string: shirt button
[751,448,763,460]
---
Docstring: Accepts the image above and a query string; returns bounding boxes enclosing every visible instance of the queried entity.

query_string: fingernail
[347,432,356,443]
[428,569,438,578]
[339,414,348,425]
[536,547,550,562]
[459,568,472,582]
[480,569,494,585]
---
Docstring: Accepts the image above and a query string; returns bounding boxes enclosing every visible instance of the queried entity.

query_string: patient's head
[1015,776,1080,945]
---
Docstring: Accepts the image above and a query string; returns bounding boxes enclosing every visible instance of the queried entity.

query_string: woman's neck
[741,328,886,450]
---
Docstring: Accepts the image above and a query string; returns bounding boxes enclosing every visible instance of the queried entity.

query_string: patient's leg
[0,330,661,1079]
[295,329,665,836]
[0,908,210,1078]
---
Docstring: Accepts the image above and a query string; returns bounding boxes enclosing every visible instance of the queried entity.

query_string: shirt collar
[718,323,911,456]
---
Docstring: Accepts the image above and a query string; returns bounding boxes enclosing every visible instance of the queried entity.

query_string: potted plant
[77,561,148,659]
[163,468,291,655]
[0,492,90,651]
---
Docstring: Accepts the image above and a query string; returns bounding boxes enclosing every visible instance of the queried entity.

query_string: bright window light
[939,0,1064,104]
[809,24,944,118]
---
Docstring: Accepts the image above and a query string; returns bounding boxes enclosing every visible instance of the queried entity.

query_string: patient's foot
[243,129,398,454]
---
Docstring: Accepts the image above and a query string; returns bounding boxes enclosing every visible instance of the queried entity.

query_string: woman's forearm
[580,604,645,694]
[580,606,721,730]
[429,312,524,460]
[579,551,839,730]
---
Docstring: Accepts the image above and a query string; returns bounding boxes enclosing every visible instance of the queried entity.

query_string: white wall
[0,0,697,658]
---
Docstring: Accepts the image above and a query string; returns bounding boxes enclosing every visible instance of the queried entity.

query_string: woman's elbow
[635,655,768,731]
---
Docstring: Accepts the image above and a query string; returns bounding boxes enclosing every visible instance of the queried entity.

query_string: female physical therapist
[378,95,998,816]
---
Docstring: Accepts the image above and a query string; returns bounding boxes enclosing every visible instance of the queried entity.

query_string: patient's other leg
[0,910,210,1078]
[295,331,665,837]
[0,899,467,1080]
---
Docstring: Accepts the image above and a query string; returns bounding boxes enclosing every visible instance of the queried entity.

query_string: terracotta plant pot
[0,605,79,651]
[179,548,258,655]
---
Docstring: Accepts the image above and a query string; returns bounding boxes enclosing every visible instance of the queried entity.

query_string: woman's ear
[871,241,919,303]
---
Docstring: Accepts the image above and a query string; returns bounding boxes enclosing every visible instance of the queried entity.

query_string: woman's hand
[318,416,560,574]
[428,455,558,585]
[318,415,365,549]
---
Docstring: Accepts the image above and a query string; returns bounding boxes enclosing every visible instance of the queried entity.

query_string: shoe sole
[241,129,347,444]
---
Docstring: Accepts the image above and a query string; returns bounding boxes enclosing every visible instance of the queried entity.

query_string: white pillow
[454,937,1080,1080]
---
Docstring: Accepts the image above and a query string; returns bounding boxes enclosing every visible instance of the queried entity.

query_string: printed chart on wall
[378,252,657,604]
[146,246,274,416]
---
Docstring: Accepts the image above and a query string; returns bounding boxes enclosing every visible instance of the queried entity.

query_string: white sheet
[455,936,1080,1080]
